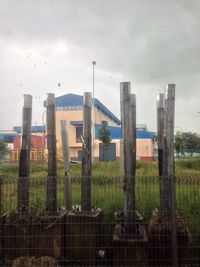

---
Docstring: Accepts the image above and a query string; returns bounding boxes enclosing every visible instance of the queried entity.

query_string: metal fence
[0,176,200,266]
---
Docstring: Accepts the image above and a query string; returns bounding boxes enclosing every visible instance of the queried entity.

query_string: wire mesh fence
[0,175,200,266]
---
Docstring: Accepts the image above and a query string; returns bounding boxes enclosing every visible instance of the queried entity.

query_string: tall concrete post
[120,82,137,235]
[131,94,136,179]
[162,84,178,266]
[81,92,92,211]
[162,85,175,213]
[157,93,165,210]
[17,94,32,211]
[61,120,72,210]
[46,93,57,213]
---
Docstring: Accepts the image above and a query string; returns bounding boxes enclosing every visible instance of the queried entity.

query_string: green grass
[1,160,200,243]
[2,158,200,177]
[1,159,200,218]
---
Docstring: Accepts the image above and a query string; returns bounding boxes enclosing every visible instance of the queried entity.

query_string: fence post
[46,93,57,213]
[61,120,72,210]
[163,84,178,266]
[120,82,137,235]
[157,93,165,209]
[17,94,32,211]
[81,92,92,211]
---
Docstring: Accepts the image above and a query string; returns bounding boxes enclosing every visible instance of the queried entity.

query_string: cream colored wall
[79,138,154,160]
[56,109,83,148]
[136,139,154,158]
[95,109,119,126]
[94,138,155,159]
[55,108,154,160]
[70,147,82,158]
[107,138,154,159]
[55,107,119,159]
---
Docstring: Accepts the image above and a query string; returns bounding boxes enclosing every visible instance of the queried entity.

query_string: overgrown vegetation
[98,122,111,161]
[2,158,200,177]
[98,123,111,148]
[1,159,200,217]
[175,131,200,157]
[0,141,9,163]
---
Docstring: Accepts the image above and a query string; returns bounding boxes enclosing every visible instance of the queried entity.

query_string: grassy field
[1,159,200,222]
[1,157,200,177]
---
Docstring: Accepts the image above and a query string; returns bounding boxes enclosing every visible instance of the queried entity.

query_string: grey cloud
[0,0,200,131]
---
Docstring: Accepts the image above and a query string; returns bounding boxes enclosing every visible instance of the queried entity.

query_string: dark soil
[148,209,191,266]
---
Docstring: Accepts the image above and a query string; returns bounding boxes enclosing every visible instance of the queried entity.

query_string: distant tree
[0,141,8,163]
[98,122,111,161]
[185,132,200,156]
[174,131,200,157]
[174,131,186,158]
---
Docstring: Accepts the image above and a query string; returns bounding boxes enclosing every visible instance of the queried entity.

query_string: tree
[174,131,186,158]
[98,122,111,161]
[185,132,200,156]
[174,131,200,157]
[0,141,8,162]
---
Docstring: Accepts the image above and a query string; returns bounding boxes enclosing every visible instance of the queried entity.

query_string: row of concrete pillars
[16,82,179,266]
[17,82,177,225]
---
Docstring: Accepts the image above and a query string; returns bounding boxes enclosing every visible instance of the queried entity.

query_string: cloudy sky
[0,0,200,132]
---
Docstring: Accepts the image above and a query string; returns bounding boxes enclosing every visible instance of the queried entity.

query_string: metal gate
[99,143,116,161]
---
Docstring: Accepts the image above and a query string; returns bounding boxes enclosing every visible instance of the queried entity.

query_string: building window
[76,127,83,143]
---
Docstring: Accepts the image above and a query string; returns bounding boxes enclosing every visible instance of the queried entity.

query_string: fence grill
[0,175,199,266]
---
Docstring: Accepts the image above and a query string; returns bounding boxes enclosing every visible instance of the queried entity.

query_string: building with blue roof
[45,93,120,125]
[53,93,156,161]
[0,133,17,143]
[8,93,156,162]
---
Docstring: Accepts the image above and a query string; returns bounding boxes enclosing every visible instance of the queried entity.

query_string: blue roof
[0,133,17,142]
[95,125,155,139]
[54,93,83,107]
[137,130,155,138]
[13,126,45,133]
[45,93,121,125]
